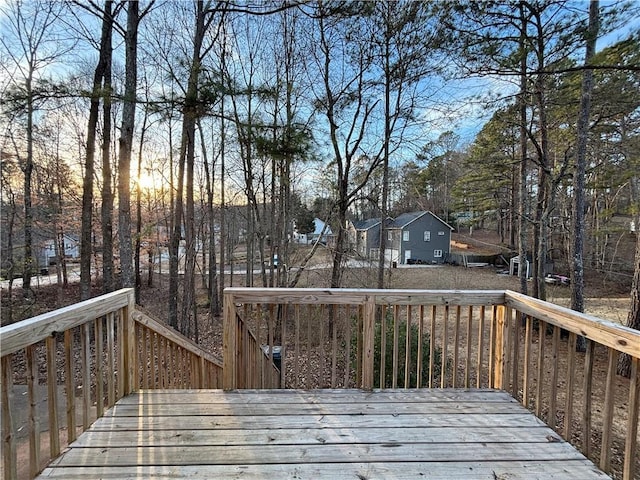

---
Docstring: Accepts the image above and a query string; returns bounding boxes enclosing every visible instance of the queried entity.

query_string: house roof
[388,211,454,230]
[352,218,381,231]
[313,218,333,236]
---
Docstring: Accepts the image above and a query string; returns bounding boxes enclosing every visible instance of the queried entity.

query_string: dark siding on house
[397,212,451,264]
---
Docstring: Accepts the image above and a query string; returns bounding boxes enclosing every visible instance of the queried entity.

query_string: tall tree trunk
[532,9,551,301]
[518,1,529,296]
[170,0,206,334]
[376,2,392,289]
[572,0,599,352]
[218,87,226,309]
[4,192,16,323]
[80,0,113,299]
[134,109,149,304]
[199,120,219,317]
[101,0,115,294]
[117,0,139,289]
[22,73,34,301]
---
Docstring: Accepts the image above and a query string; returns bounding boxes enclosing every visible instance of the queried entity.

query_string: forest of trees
[1,1,639,358]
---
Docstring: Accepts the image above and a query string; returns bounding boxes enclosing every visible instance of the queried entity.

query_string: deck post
[492,305,506,390]
[361,296,375,390]
[223,291,237,390]
[122,288,136,395]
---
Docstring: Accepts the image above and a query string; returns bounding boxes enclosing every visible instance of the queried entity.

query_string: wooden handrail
[132,310,223,367]
[505,290,640,358]
[1,289,134,356]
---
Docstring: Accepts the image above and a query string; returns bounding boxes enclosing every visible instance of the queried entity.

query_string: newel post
[361,296,376,390]
[223,291,237,390]
[122,288,137,395]
[492,305,506,390]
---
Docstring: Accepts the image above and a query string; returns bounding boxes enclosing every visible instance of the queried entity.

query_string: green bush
[353,310,443,388]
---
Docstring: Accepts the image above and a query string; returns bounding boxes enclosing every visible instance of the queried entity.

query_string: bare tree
[309,2,380,288]
[118,1,141,289]
[77,0,117,299]
[571,0,599,350]
[0,0,70,300]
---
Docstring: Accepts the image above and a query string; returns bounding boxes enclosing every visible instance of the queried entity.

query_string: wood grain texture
[37,389,607,480]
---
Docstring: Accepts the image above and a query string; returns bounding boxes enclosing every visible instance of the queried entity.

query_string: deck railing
[0,288,222,479]
[222,287,639,480]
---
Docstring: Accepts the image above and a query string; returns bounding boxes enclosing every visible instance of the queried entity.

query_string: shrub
[353,310,443,388]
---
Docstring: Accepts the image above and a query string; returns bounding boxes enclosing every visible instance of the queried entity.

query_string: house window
[388,231,393,241]
[402,231,410,242]
[424,231,431,242]
[438,231,445,236]
[434,250,443,258]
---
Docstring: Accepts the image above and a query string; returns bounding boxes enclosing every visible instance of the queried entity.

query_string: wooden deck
[37,389,609,479]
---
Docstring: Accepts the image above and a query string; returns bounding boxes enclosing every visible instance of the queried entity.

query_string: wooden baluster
[535,320,546,419]
[95,318,104,417]
[416,305,424,388]
[2,355,17,479]
[294,304,300,389]
[281,303,287,389]
[331,305,338,389]
[623,357,639,480]
[380,305,387,389]
[405,305,412,388]
[582,339,594,459]
[599,347,617,473]
[26,344,41,477]
[106,312,116,407]
[81,323,91,432]
[46,336,60,457]
[564,332,577,439]
[476,306,485,388]
[509,307,519,398]
[319,304,326,388]
[361,296,375,390]
[392,305,400,389]
[356,305,363,388]
[64,328,76,443]
[429,305,436,388]
[548,325,561,429]
[307,305,313,390]
[141,326,149,390]
[522,315,532,408]
[344,305,352,388]
[464,306,472,388]
[452,305,460,388]
[441,305,449,388]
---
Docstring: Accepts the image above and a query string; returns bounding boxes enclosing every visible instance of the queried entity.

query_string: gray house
[385,211,453,265]
[347,218,382,259]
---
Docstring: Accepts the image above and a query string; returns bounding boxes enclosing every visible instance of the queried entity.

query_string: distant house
[41,234,80,265]
[346,218,382,259]
[294,218,333,245]
[385,211,453,265]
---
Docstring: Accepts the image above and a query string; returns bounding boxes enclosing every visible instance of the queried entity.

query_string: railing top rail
[1,288,135,357]
[133,310,223,367]
[224,287,506,306]
[505,290,639,358]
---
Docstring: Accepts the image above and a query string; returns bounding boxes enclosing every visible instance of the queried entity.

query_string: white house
[294,218,333,245]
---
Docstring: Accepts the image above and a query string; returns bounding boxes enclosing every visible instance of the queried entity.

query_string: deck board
[37,388,609,479]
